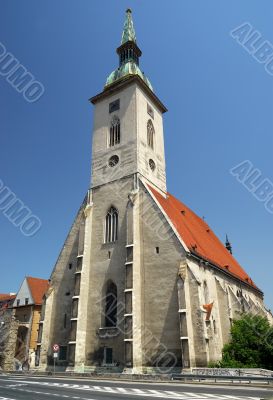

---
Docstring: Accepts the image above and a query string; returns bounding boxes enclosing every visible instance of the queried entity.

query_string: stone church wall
[84,176,134,368]
[39,197,87,368]
[139,186,183,371]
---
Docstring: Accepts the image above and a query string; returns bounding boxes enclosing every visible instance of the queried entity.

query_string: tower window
[109,99,120,113]
[105,207,118,243]
[147,103,154,119]
[147,119,155,149]
[109,116,120,147]
[149,159,156,171]
[108,155,119,167]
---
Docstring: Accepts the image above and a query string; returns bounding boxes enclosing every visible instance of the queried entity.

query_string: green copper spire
[121,9,137,44]
[105,9,153,91]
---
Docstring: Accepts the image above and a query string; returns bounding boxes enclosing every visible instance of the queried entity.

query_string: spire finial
[105,10,153,92]
[121,8,136,44]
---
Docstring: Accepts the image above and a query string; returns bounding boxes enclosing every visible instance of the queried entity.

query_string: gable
[15,278,34,306]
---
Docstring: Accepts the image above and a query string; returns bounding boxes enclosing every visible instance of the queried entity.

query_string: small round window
[108,155,119,167]
[149,159,156,171]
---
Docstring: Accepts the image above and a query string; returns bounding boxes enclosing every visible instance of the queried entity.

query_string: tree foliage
[217,314,273,369]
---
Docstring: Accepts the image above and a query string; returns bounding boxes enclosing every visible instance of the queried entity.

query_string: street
[0,375,272,400]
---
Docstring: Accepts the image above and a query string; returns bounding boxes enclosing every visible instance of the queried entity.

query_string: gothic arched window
[105,281,117,327]
[109,116,120,147]
[147,119,155,150]
[105,207,118,243]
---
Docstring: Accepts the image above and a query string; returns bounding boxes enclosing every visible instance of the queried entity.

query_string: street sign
[53,352,58,358]
[53,344,59,352]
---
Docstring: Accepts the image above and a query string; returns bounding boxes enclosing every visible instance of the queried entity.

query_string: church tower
[37,9,271,374]
[90,9,167,194]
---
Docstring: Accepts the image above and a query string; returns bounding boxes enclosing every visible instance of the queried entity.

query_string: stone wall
[0,309,18,371]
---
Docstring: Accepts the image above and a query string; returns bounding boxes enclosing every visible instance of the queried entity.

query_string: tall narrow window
[105,281,117,327]
[147,119,155,149]
[109,116,120,147]
[105,207,118,243]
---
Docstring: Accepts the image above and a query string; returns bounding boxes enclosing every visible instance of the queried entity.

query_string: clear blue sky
[1,1,273,310]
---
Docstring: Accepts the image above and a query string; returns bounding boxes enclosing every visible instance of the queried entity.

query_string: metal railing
[172,373,273,385]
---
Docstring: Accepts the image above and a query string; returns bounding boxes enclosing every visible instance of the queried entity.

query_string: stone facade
[0,309,18,371]
[37,10,272,373]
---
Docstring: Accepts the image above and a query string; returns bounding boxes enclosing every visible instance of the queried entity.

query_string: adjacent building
[37,10,272,373]
[0,277,48,370]
[0,294,16,370]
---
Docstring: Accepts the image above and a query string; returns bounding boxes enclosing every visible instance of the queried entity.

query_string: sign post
[52,344,59,375]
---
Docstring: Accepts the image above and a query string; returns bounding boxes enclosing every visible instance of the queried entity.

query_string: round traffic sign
[53,344,59,352]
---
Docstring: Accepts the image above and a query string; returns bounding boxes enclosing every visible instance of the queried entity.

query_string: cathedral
[37,10,272,373]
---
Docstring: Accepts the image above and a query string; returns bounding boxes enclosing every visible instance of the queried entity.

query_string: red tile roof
[0,294,16,302]
[26,277,49,305]
[148,185,259,291]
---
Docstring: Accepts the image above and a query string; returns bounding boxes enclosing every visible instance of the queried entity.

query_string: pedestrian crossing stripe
[2,380,262,400]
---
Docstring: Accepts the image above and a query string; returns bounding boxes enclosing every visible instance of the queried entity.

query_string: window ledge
[101,241,118,248]
[97,327,120,339]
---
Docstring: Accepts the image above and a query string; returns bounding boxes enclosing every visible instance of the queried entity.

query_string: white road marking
[0,397,17,400]
[116,387,128,392]
[92,385,103,390]
[0,378,263,400]
[132,388,146,394]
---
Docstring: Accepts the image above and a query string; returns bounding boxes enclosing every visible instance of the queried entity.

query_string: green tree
[219,314,273,369]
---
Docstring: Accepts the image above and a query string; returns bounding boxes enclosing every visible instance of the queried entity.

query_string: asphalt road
[0,374,272,400]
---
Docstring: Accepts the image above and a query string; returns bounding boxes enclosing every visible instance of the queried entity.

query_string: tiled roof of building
[26,277,49,305]
[148,185,259,291]
[0,294,16,301]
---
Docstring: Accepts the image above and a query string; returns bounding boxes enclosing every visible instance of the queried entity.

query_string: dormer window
[147,119,155,150]
[109,116,120,147]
